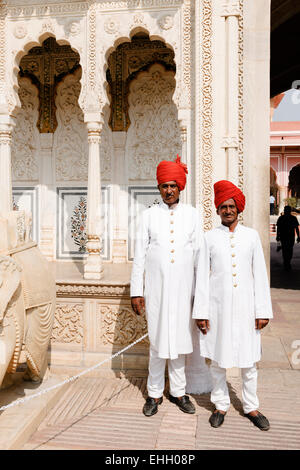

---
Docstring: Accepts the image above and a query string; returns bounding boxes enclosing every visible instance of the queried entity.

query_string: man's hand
[131,296,145,316]
[255,319,269,330]
[196,319,210,335]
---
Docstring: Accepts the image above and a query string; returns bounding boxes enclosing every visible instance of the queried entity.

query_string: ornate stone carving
[7,3,89,18]
[11,77,39,182]
[100,305,149,346]
[56,283,130,298]
[13,23,27,39]
[181,0,192,107]
[238,0,244,221]
[107,37,175,132]
[130,12,147,30]
[201,0,213,231]
[221,1,241,17]
[158,14,174,30]
[40,20,55,35]
[104,18,120,35]
[221,136,238,149]
[54,69,88,181]
[20,38,80,133]
[52,304,83,344]
[126,64,181,181]
[95,1,182,9]
[71,196,87,253]
[100,107,113,180]
[67,21,81,37]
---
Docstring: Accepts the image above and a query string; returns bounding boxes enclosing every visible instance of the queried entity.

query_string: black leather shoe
[209,410,226,428]
[245,411,270,431]
[169,395,196,414]
[143,396,163,417]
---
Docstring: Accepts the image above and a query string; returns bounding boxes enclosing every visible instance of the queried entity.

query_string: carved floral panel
[51,303,83,344]
[54,69,112,182]
[126,64,181,181]
[54,69,88,182]
[100,304,149,347]
[11,77,39,182]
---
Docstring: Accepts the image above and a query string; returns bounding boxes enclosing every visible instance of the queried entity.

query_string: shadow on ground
[270,240,300,289]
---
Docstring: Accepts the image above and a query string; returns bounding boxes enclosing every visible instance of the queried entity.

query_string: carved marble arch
[11,76,40,182]
[103,31,177,132]
[126,63,181,182]
[54,67,112,182]
[12,33,84,119]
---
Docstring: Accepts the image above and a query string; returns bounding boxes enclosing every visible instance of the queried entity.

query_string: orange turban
[156,155,188,191]
[214,180,246,213]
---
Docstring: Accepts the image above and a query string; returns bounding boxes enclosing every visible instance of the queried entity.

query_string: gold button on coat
[234,284,237,287]
[171,259,174,263]
[231,254,235,257]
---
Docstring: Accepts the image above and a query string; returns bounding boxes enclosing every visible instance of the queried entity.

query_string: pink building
[270,94,300,213]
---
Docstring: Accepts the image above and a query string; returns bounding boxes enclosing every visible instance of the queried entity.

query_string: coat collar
[219,222,240,233]
[159,200,181,211]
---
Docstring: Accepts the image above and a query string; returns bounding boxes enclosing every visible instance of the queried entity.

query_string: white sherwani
[130,201,205,360]
[193,224,273,369]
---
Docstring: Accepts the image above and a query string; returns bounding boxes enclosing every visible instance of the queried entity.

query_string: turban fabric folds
[214,180,246,213]
[156,155,188,191]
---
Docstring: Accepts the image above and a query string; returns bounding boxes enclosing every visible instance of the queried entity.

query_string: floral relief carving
[54,69,112,182]
[100,305,149,347]
[51,303,83,344]
[104,18,120,35]
[11,77,39,182]
[126,64,181,181]
[56,284,130,297]
[201,0,213,231]
[54,69,88,181]
[13,23,27,39]
[158,14,174,30]
[238,0,244,222]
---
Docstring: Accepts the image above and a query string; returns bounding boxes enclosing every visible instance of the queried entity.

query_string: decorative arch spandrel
[126,63,181,182]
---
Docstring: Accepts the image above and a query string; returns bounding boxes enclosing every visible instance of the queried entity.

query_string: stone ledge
[56,282,130,298]
[0,373,69,450]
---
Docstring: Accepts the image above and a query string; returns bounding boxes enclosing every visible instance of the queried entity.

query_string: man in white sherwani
[193,180,273,431]
[131,156,208,417]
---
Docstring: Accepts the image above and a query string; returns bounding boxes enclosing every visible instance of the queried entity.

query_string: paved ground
[21,241,300,450]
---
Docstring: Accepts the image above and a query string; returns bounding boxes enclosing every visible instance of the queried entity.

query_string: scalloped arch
[11,32,84,116]
[102,26,177,111]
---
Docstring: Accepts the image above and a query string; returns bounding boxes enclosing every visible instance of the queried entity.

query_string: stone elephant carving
[0,245,56,388]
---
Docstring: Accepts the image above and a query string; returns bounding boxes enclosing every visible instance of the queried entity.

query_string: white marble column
[179,121,188,204]
[112,131,127,263]
[221,1,241,185]
[0,116,15,216]
[39,133,55,260]
[84,121,103,280]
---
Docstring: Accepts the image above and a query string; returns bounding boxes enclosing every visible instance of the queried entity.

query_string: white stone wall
[2,0,271,263]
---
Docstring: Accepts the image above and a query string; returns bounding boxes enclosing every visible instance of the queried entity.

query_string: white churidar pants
[147,346,186,398]
[210,361,259,414]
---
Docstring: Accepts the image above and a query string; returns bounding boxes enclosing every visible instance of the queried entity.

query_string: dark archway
[271,2,300,97]
[19,37,80,133]
[106,33,176,132]
[288,164,300,199]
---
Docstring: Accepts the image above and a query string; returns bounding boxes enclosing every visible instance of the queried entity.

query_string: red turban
[214,180,246,213]
[156,155,188,191]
